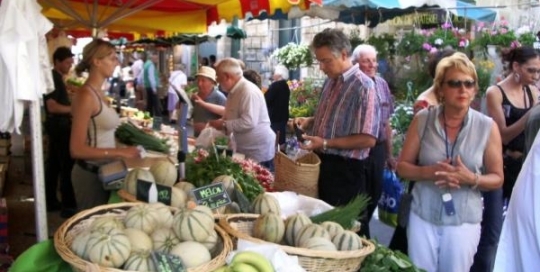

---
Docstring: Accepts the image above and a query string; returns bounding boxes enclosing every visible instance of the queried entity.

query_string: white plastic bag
[195,127,226,148]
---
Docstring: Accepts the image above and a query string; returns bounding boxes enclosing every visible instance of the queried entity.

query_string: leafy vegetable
[360,240,425,272]
[310,194,369,229]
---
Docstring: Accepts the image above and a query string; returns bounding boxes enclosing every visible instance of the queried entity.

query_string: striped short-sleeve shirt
[311,64,380,160]
[373,76,394,141]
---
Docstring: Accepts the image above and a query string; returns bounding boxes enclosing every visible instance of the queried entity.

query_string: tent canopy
[323,0,496,27]
[40,0,316,37]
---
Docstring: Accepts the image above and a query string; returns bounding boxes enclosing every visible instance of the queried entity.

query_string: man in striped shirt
[297,28,380,238]
[353,44,396,235]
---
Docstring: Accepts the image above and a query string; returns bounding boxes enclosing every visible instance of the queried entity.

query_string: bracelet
[323,139,328,151]
[471,173,480,190]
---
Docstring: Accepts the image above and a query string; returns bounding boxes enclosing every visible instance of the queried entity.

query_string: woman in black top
[473,46,540,272]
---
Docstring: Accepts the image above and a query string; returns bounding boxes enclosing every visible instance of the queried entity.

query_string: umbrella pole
[92,27,98,38]
[29,101,48,241]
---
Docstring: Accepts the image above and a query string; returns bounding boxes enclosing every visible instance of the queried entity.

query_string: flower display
[288,78,322,118]
[474,59,495,97]
[272,43,314,70]
[472,17,518,49]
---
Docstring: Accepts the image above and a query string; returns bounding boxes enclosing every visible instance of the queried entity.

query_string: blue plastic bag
[378,169,404,227]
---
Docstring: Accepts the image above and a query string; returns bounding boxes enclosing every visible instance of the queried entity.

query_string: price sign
[151,251,186,272]
[152,116,163,131]
[136,180,172,205]
[191,182,231,210]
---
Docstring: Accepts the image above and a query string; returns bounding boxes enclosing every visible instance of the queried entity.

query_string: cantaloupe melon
[89,216,125,233]
[300,237,337,251]
[124,204,160,234]
[150,160,177,187]
[151,227,180,254]
[70,230,92,260]
[86,228,131,268]
[252,212,285,243]
[295,224,331,247]
[172,203,215,242]
[124,228,153,252]
[147,202,174,228]
[124,168,155,195]
[332,230,364,251]
[170,241,211,268]
[320,221,345,239]
[284,213,312,246]
[251,194,281,215]
[174,181,196,194]
[123,249,156,271]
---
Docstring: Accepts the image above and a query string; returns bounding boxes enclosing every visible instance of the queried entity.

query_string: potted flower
[272,43,314,70]
[472,18,518,51]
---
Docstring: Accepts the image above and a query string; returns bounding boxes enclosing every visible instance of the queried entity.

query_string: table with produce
[11,116,423,272]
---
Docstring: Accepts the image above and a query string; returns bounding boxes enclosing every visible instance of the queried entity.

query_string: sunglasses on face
[524,67,540,74]
[445,79,476,89]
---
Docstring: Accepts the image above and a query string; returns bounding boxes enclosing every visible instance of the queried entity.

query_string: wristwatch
[323,139,328,151]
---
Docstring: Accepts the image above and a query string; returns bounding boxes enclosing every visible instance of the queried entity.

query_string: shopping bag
[195,127,226,148]
[377,169,404,227]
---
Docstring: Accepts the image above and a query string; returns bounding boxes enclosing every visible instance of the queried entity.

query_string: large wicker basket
[54,202,232,272]
[273,151,321,198]
[219,214,374,272]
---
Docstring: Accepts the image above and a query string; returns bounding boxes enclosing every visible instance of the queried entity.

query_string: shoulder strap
[525,85,534,108]
[408,107,434,192]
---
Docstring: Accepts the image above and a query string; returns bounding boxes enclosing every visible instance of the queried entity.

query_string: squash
[151,227,180,254]
[124,168,155,195]
[174,181,196,194]
[86,227,131,268]
[252,212,285,244]
[89,216,125,233]
[124,204,160,234]
[123,249,156,272]
[70,230,92,260]
[147,202,174,228]
[124,228,153,252]
[170,241,211,268]
[284,213,312,246]
[300,237,337,251]
[172,202,215,242]
[251,194,281,215]
[150,160,177,187]
[295,224,331,247]
[332,230,363,251]
[320,221,345,239]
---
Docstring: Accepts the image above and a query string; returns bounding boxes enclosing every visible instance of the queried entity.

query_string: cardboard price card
[191,182,231,210]
[136,179,172,205]
[151,251,186,272]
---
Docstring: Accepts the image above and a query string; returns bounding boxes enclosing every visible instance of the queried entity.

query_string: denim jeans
[470,188,504,272]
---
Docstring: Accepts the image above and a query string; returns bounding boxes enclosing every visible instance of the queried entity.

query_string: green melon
[252,212,285,243]
[332,230,364,251]
[284,213,312,246]
[251,194,281,215]
[150,160,177,187]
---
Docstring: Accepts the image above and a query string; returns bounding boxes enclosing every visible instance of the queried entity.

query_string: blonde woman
[70,39,140,210]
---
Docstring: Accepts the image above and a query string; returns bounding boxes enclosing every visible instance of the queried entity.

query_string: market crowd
[43,27,540,272]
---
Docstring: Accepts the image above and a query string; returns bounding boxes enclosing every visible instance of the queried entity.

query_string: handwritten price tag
[191,182,231,210]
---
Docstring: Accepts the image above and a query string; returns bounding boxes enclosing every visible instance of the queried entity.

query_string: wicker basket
[54,202,232,272]
[273,151,321,198]
[219,214,374,272]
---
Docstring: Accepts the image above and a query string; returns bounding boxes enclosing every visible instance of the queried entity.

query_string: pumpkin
[147,202,174,228]
[124,204,160,234]
[149,160,177,187]
[252,212,285,244]
[123,249,156,272]
[320,221,345,239]
[86,227,131,268]
[151,227,180,254]
[89,216,125,233]
[70,230,92,260]
[170,241,211,268]
[124,168,155,195]
[251,194,281,215]
[172,202,215,242]
[174,181,196,194]
[332,230,364,251]
[284,213,312,246]
[300,237,338,251]
[295,224,331,247]
[124,228,153,252]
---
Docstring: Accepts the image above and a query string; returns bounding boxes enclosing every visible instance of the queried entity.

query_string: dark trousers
[364,142,386,238]
[317,153,368,235]
[271,121,287,146]
[470,188,504,272]
[145,87,161,117]
[45,121,76,209]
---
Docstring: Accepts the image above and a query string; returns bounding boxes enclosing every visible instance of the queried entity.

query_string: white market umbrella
[0,0,54,241]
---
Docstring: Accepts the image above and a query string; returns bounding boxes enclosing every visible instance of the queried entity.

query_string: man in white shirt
[209,58,276,170]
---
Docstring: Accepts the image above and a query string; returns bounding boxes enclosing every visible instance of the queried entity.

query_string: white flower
[516,25,531,36]
[435,38,443,45]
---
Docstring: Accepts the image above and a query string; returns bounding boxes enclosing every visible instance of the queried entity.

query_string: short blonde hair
[433,52,478,102]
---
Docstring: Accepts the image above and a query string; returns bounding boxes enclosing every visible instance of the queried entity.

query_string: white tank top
[87,87,119,149]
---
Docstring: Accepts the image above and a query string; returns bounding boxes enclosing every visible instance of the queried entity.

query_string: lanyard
[443,110,465,164]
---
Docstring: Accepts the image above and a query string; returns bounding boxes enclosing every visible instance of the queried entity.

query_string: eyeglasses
[445,80,476,89]
[524,67,540,74]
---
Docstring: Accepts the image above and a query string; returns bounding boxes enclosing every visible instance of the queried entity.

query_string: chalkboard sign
[136,180,172,205]
[151,251,186,272]
[152,116,163,131]
[191,182,231,210]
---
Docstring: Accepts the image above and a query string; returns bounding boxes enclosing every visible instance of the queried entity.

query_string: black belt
[316,152,367,164]
[76,160,99,173]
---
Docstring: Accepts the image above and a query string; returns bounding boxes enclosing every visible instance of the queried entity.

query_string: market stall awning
[322,0,496,27]
[129,34,223,47]
[39,0,317,37]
